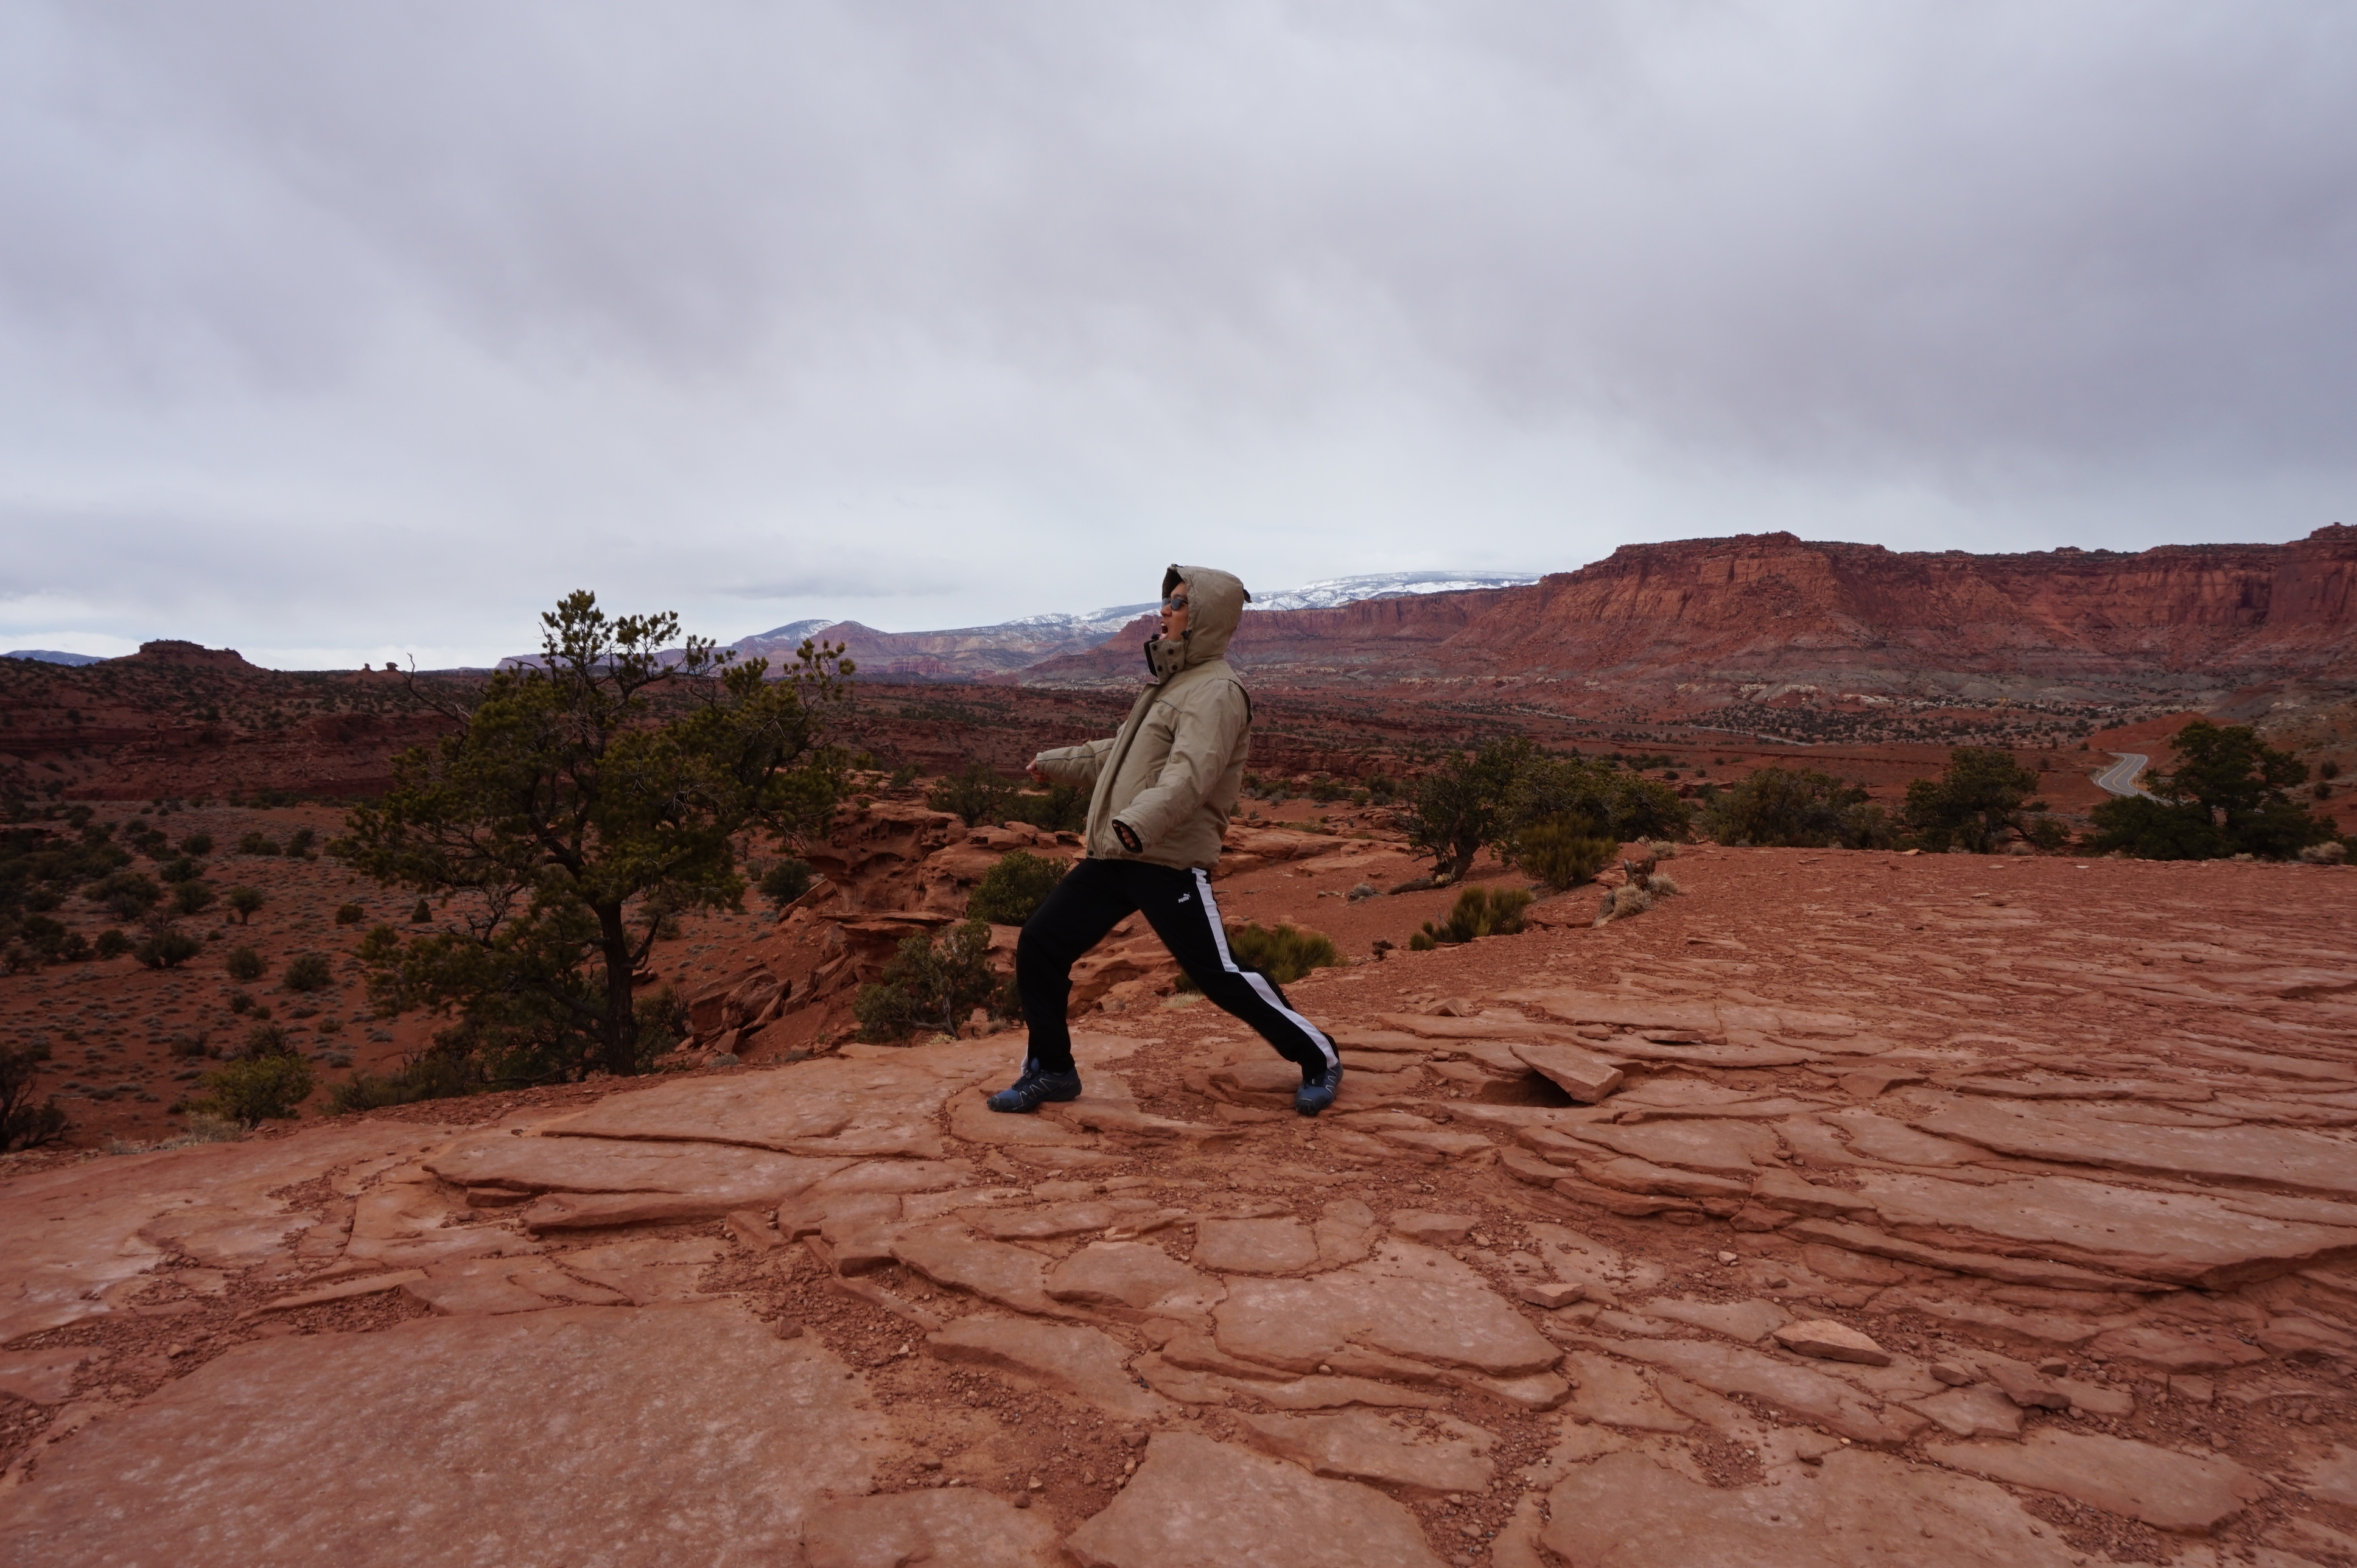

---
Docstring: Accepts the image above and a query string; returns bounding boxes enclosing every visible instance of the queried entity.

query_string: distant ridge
[5,649,105,667]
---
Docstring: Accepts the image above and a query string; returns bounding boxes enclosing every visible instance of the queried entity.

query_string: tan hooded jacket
[1031,565,1253,870]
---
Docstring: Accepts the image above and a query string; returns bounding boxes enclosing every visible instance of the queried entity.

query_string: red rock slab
[1773,1319,1892,1365]
[1541,1448,2078,1567]
[1064,1431,1447,1568]
[1213,1240,1561,1379]
[1215,1373,1451,1410]
[245,1270,427,1317]
[1559,1351,1696,1433]
[1646,1296,1792,1344]
[401,1258,630,1316]
[1749,1170,1878,1220]
[1194,1217,1323,1274]
[1237,1407,1497,1496]
[1508,1041,1625,1102]
[1821,1108,1989,1166]
[0,1303,887,1563]
[1850,1171,2357,1289]
[538,1046,995,1157]
[1779,1217,2159,1293]
[1578,1156,1753,1202]
[1561,1117,1781,1175]
[1903,1384,2026,1438]
[424,1131,847,1206]
[949,1090,1098,1148]
[801,1489,1063,1568]
[1046,1242,1225,1317]
[1928,1429,2269,1533]
[965,1200,1118,1238]
[1595,1335,1925,1444]
[1207,1058,1422,1110]
[1375,1011,1571,1042]
[0,1121,453,1343]
[2089,1324,2270,1373]
[923,1315,1168,1421]
[0,1347,85,1406]
[892,1220,1060,1314]
[553,1237,725,1305]
[1911,1097,2357,1199]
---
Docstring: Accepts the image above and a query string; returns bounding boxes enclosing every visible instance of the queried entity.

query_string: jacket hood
[1149,564,1249,676]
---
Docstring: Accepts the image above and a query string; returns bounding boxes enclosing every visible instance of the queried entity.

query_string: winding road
[2094,751,2156,798]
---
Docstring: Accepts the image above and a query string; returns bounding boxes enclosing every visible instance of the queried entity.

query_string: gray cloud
[2,1,2351,666]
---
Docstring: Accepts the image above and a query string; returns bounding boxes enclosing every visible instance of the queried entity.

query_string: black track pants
[1015,857,1337,1082]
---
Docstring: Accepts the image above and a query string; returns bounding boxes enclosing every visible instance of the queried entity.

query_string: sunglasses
[1161,595,1189,612]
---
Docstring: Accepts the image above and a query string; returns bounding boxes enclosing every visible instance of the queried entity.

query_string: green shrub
[284,952,334,992]
[758,859,814,909]
[158,855,201,883]
[1410,886,1534,950]
[410,898,432,923]
[227,990,254,1013]
[225,886,264,923]
[237,831,281,856]
[328,1050,482,1113]
[93,928,131,959]
[285,827,318,858]
[189,1052,313,1125]
[2322,759,2342,781]
[136,928,204,969]
[1399,738,1534,881]
[1902,748,2047,853]
[1513,817,1617,891]
[928,764,1018,828]
[1005,783,1088,833]
[1702,768,1895,849]
[240,1021,291,1057]
[1177,922,1340,989]
[88,870,163,921]
[967,850,1066,926]
[178,832,214,856]
[225,945,265,982]
[171,880,216,917]
[2089,720,2335,861]
[334,902,365,925]
[854,919,998,1042]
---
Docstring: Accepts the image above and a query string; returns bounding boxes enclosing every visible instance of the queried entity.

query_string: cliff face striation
[1021,527,2357,704]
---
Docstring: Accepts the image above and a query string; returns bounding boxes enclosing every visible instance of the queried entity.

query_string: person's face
[1159,585,1191,639]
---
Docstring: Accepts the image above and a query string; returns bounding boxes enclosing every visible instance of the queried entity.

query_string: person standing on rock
[986,564,1345,1118]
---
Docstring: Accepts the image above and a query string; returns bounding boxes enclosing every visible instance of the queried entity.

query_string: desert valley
[2,530,2356,1567]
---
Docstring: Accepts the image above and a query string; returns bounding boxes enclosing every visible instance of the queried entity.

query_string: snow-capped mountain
[1246,571,1541,611]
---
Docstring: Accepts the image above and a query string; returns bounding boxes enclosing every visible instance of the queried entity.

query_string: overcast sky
[3,2,2352,668]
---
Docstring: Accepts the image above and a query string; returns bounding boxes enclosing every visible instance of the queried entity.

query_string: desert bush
[171,880,216,917]
[284,952,334,992]
[1178,922,1342,987]
[634,984,690,1057]
[226,990,254,1013]
[178,832,214,857]
[1514,817,1617,891]
[225,886,264,923]
[1645,872,1683,895]
[1902,748,2047,853]
[87,870,163,921]
[285,827,318,858]
[854,919,998,1042]
[758,858,814,909]
[2323,759,2342,781]
[1,1041,67,1151]
[136,928,203,969]
[93,928,131,959]
[928,764,1019,828]
[2023,817,2072,852]
[1594,883,1655,925]
[334,902,365,925]
[1399,738,1536,881]
[328,1049,482,1113]
[240,1021,292,1057]
[158,855,201,883]
[237,831,281,856]
[967,850,1066,926]
[225,945,265,982]
[2299,841,2348,865]
[1005,782,1089,834]
[1408,886,1533,951]
[1701,768,1892,849]
[188,1051,313,1125]
[410,897,432,923]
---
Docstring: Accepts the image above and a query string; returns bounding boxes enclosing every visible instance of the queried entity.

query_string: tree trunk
[597,902,639,1076]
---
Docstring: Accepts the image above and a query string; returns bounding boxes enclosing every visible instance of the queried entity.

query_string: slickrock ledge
[4,845,2353,1563]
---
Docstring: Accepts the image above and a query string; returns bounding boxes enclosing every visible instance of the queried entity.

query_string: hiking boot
[987,1060,1082,1114]
[1294,1060,1344,1117]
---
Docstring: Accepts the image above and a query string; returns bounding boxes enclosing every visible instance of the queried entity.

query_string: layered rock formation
[5,845,2355,1563]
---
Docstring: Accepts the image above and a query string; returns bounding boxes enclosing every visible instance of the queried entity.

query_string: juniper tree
[337,592,853,1083]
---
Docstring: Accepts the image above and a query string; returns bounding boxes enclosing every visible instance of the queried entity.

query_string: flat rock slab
[1562,1118,1779,1175]
[1543,1448,2078,1567]
[1214,1241,1560,1378]
[1852,1171,2357,1288]
[893,1220,1057,1314]
[0,1346,84,1406]
[0,1303,885,1565]
[1510,1042,1624,1102]
[1906,1384,2025,1438]
[0,1121,451,1344]
[1387,1211,1476,1245]
[1928,1429,2270,1533]
[1238,1407,1497,1496]
[801,1489,1063,1567]
[1647,1296,1791,1344]
[1773,1319,1893,1365]
[1560,1350,1695,1433]
[950,1090,1098,1148]
[1913,1097,2357,1199]
[1048,1242,1225,1317]
[1601,1335,1924,1444]
[402,1256,631,1315]
[1195,1217,1323,1274]
[426,1132,845,1206]
[1065,1431,1447,1568]
[925,1315,1168,1421]
[540,1048,996,1157]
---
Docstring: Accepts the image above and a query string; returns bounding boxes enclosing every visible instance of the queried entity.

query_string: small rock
[2168,1374,2215,1405]
[1716,1251,1737,1265]
[1771,1320,1892,1367]
[1515,1281,1586,1310]
[1931,1360,1976,1387]
[2036,1357,2069,1377]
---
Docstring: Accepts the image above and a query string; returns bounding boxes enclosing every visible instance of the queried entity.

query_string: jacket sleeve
[1032,737,1114,789]
[1111,681,1249,852]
